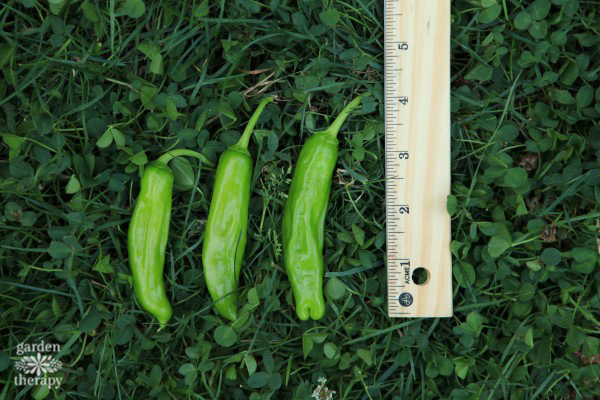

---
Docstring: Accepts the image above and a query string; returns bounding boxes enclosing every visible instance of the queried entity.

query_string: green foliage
[0,0,598,399]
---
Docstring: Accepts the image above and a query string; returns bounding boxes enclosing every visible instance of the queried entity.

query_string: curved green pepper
[203,97,274,320]
[128,162,174,329]
[128,149,212,329]
[283,93,369,320]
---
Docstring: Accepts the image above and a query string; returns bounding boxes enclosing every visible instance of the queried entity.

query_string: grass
[1,0,599,399]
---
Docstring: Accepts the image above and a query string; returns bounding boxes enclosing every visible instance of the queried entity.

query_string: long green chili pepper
[128,149,213,329]
[283,93,369,320]
[203,96,274,320]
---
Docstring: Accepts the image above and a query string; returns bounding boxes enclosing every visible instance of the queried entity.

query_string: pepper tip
[216,304,238,321]
[296,301,325,321]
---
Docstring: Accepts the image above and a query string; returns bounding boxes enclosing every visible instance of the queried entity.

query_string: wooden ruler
[385,0,452,318]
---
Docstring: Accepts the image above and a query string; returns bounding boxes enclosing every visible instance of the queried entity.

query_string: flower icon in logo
[14,353,62,376]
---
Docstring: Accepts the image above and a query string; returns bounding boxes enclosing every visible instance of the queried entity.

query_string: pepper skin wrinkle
[203,97,274,321]
[283,93,369,320]
[128,162,174,329]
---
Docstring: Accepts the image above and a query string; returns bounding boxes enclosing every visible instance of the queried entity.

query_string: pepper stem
[157,149,215,166]
[235,96,275,149]
[322,92,370,138]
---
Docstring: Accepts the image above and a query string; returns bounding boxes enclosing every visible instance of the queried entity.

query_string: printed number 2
[399,206,409,214]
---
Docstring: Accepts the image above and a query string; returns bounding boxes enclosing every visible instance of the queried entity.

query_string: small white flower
[312,377,335,400]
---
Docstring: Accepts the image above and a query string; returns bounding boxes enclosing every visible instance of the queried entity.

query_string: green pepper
[282,93,369,320]
[128,149,212,329]
[203,97,274,320]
